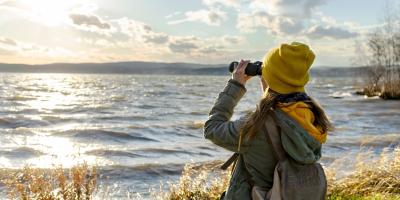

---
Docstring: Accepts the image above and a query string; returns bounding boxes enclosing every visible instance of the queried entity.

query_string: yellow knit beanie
[262,42,315,94]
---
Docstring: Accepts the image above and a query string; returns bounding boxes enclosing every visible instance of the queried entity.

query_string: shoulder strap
[220,153,239,170]
[264,110,287,161]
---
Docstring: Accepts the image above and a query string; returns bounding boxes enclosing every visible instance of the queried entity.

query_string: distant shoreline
[0,61,364,77]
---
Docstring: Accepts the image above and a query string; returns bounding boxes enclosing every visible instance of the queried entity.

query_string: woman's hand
[232,60,252,86]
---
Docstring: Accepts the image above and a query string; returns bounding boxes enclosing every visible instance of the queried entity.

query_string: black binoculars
[228,61,263,76]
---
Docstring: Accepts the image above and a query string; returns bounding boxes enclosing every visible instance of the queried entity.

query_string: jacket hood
[274,108,322,164]
[278,102,327,143]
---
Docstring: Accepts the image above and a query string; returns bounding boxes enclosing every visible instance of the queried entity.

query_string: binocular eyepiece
[229,61,263,76]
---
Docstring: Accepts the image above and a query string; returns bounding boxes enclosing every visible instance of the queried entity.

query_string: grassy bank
[156,147,400,200]
[1,148,399,200]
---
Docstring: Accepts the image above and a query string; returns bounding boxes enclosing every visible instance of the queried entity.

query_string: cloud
[168,37,199,53]
[237,11,303,35]
[203,0,247,8]
[117,18,151,38]
[168,9,227,26]
[251,0,326,18]
[70,13,111,29]
[0,47,14,55]
[305,25,358,39]
[222,35,243,44]
[117,18,169,44]
[0,37,17,46]
[144,33,169,44]
[237,0,323,35]
[165,11,181,19]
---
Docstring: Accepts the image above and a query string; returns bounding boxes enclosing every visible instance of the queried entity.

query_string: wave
[329,91,352,99]
[188,111,207,116]
[6,96,36,101]
[99,163,184,178]
[110,95,126,102]
[85,149,145,158]
[54,129,158,143]
[136,104,158,109]
[133,147,212,157]
[185,121,204,129]
[0,147,43,159]
[134,148,191,155]
[0,117,50,128]
[327,134,400,149]
[98,115,148,121]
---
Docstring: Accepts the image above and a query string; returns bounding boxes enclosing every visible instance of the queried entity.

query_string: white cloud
[165,11,181,19]
[168,37,199,53]
[251,0,326,18]
[117,17,170,45]
[222,35,244,44]
[237,11,303,35]
[168,8,227,26]
[0,37,17,46]
[305,25,358,39]
[203,0,247,8]
[144,33,169,44]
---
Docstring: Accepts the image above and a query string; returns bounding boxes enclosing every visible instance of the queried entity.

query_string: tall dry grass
[158,147,400,200]
[152,161,231,200]
[0,163,97,200]
[1,147,399,200]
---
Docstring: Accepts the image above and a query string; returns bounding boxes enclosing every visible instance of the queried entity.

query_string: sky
[0,0,397,66]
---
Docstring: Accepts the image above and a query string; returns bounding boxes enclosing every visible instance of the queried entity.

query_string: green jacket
[204,79,322,200]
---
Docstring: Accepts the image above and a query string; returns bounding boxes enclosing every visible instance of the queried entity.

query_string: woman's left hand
[232,60,252,86]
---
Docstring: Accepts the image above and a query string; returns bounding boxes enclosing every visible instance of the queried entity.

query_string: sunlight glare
[19,0,82,26]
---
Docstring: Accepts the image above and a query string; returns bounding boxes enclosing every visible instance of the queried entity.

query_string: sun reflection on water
[7,73,111,168]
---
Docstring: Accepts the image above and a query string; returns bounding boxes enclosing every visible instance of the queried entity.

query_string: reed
[0,163,97,200]
[1,147,399,200]
[159,147,400,200]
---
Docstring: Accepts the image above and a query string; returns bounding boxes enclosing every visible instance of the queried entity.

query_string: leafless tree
[357,3,400,99]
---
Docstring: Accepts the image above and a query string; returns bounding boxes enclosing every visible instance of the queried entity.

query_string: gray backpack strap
[264,110,287,162]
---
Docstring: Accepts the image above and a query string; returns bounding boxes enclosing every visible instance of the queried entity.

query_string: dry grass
[152,161,231,200]
[380,81,400,100]
[358,80,400,100]
[159,147,400,200]
[1,147,399,200]
[1,163,97,200]
[328,147,400,199]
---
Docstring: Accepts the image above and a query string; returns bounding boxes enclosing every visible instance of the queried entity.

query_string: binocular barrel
[229,61,263,76]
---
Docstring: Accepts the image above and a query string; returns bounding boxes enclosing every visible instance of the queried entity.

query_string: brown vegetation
[1,163,97,200]
[159,147,400,200]
[1,147,399,200]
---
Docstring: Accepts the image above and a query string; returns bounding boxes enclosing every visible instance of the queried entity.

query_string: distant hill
[0,62,365,77]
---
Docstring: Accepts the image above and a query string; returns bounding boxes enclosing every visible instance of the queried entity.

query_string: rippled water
[0,73,399,198]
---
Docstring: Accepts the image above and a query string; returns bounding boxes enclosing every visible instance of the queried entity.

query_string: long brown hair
[238,89,333,150]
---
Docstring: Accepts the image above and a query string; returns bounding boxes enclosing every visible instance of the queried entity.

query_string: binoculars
[228,61,263,76]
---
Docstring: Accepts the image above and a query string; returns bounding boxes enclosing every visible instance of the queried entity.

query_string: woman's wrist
[229,79,246,90]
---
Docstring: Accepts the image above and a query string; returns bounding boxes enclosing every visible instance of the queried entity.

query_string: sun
[18,0,83,26]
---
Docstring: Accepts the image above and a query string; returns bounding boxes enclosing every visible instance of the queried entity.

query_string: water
[0,73,399,198]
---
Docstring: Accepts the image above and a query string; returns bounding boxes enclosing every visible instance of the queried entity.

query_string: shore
[1,147,399,200]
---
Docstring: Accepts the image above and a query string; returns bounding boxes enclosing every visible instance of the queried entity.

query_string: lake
[0,73,399,199]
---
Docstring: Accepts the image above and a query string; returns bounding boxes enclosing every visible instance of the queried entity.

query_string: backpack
[221,110,327,200]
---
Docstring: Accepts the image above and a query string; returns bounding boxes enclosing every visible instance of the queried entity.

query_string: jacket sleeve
[203,79,252,153]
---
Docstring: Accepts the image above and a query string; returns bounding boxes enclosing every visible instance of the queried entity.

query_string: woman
[204,42,333,200]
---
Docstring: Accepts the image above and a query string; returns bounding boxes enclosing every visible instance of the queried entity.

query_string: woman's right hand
[232,60,252,86]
